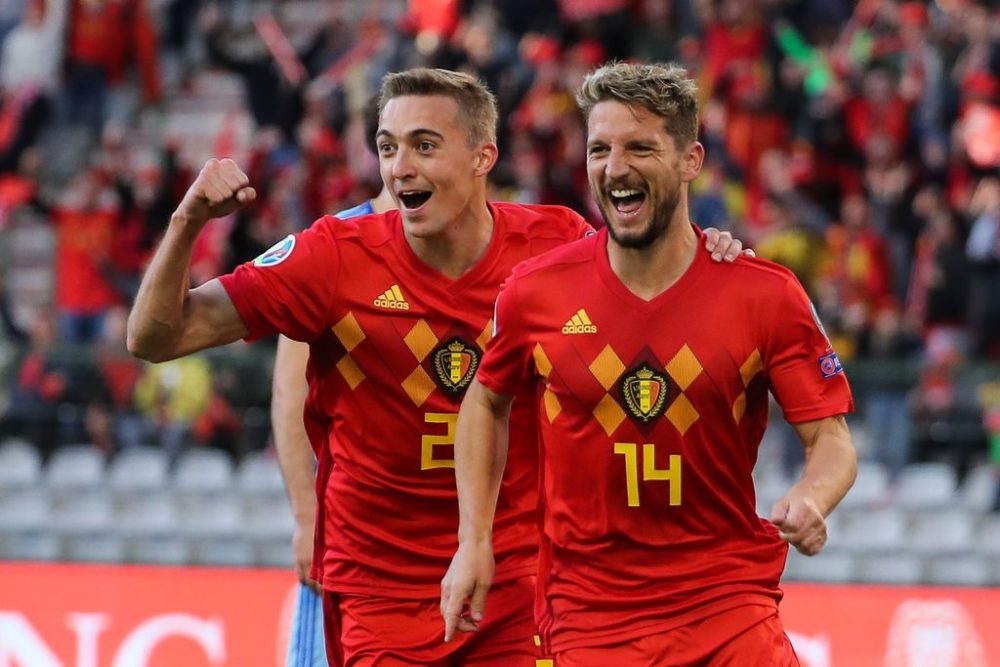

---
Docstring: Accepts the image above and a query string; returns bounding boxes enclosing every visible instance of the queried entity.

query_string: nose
[604,146,629,181]
[388,146,416,181]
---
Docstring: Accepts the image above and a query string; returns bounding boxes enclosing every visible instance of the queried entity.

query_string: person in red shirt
[442,62,857,664]
[127,68,745,666]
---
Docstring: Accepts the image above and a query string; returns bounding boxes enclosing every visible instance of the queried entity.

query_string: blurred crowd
[0,0,997,502]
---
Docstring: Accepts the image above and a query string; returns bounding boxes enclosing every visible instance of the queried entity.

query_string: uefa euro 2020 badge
[254,234,296,267]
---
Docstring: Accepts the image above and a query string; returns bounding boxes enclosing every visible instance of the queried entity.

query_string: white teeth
[610,189,641,198]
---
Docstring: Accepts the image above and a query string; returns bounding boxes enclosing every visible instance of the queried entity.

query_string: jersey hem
[783,401,854,423]
[320,562,537,599]
[547,593,779,653]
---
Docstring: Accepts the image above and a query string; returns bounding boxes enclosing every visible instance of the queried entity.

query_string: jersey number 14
[614,443,682,507]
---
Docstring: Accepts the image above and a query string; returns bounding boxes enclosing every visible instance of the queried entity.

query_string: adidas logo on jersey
[374,284,410,310]
[562,309,597,334]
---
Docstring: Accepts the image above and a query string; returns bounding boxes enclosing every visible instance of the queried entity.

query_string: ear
[473,142,499,177]
[680,141,705,183]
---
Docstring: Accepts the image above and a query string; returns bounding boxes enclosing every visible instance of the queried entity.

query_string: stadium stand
[0,0,997,590]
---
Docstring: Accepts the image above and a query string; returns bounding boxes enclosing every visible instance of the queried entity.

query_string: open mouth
[609,188,646,214]
[399,190,432,210]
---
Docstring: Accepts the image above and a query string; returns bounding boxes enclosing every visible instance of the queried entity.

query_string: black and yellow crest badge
[432,337,480,396]
[622,364,669,423]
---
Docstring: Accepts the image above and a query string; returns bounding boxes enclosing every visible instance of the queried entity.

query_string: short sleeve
[218,221,340,342]
[764,275,854,423]
[476,275,536,397]
[566,209,597,240]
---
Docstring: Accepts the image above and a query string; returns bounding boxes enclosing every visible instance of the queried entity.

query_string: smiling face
[586,100,700,249]
[376,94,496,239]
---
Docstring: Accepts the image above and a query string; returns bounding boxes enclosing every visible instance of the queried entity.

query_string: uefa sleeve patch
[818,351,844,378]
[253,234,296,267]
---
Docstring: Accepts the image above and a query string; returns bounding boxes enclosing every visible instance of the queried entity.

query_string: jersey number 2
[422,412,458,470]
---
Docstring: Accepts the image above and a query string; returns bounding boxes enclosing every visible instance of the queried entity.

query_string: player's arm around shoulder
[770,415,857,556]
[127,159,255,362]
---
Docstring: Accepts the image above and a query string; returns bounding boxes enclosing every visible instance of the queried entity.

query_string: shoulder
[306,211,395,247]
[507,232,598,284]
[493,202,590,243]
[717,254,798,294]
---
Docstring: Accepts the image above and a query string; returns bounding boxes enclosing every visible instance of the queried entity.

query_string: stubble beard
[601,179,682,250]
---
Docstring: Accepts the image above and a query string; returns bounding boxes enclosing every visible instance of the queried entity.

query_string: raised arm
[271,335,319,591]
[769,415,857,556]
[439,378,514,642]
[127,159,256,362]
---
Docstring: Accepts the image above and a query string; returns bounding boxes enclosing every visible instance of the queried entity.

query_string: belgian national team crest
[622,363,670,423]
[432,338,480,397]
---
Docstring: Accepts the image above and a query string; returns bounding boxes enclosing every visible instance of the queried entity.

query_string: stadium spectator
[132,353,213,458]
[64,0,161,131]
[856,299,923,479]
[965,176,1000,357]
[48,164,124,343]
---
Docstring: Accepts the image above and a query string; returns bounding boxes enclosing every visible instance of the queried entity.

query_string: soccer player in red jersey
[128,68,745,666]
[441,62,858,665]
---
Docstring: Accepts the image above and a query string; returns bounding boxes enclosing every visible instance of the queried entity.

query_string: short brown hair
[576,62,699,148]
[379,68,498,146]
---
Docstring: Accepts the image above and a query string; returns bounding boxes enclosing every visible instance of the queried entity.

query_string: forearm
[792,417,857,516]
[127,214,201,360]
[454,381,512,545]
[272,336,317,523]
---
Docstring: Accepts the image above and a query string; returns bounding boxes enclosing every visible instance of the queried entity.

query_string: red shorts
[554,606,798,667]
[323,577,544,666]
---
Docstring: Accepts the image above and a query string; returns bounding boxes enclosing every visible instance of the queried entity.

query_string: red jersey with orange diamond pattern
[219,203,591,598]
[477,226,854,652]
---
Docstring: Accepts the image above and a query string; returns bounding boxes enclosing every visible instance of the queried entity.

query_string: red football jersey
[478,226,854,652]
[220,203,591,598]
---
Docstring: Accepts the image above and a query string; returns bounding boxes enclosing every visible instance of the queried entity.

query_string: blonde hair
[577,62,699,148]
[379,68,498,146]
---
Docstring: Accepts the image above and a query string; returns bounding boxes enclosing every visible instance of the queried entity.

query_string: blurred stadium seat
[173,447,235,500]
[836,461,889,511]
[855,553,924,585]
[191,537,256,567]
[976,517,1000,559]
[0,439,42,491]
[107,447,170,500]
[1,534,61,561]
[894,463,958,511]
[784,550,856,584]
[45,446,106,498]
[961,464,999,513]
[178,495,243,541]
[52,491,115,538]
[116,492,179,540]
[924,555,993,587]
[236,451,286,501]
[906,509,976,556]
[64,535,126,564]
[836,508,907,554]
[128,536,192,566]
[0,488,50,539]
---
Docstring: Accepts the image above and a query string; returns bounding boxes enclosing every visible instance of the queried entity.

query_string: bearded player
[442,62,857,665]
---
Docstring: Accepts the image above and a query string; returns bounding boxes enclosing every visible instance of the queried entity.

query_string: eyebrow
[376,128,446,141]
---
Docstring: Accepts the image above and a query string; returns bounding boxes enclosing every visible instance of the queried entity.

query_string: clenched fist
[176,158,257,226]
[770,491,827,556]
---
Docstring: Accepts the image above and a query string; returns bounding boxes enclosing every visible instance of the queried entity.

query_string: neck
[405,198,494,280]
[606,214,698,301]
[370,187,395,214]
